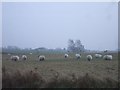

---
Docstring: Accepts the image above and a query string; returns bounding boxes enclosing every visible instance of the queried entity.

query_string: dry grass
[2,52,119,88]
[2,67,118,88]
[2,66,45,88]
[0,54,2,89]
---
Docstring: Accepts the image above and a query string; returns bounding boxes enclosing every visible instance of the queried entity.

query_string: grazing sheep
[64,54,68,58]
[75,54,81,60]
[87,55,92,61]
[103,55,112,60]
[8,53,11,55]
[104,50,108,53]
[95,54,102,58]
[22,55,27,60]
[38,55,45,61]
[10,55,19,61]
[29,53,32,55]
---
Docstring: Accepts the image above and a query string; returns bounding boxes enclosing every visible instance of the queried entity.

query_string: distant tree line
[2,46,67,54]
[2,39,86,54]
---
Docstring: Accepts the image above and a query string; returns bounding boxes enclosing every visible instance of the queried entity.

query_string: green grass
[2,52,119,88]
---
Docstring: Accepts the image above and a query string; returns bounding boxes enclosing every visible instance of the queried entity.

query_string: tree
[75,40,85,52]
[67,39,75,52]
[67,39,85,53]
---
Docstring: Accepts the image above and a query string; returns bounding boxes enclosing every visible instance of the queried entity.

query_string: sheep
[29,53,32,55]
[95,54,102,58]
[64,54,68,58]
[38,55,45,61]
[104,50,108,53]
[87,55,92,61]
[22,55,27,60]
[8,53,11,55]
[75,54,81,60]
[10,55,19,61]
[103,55,112,60]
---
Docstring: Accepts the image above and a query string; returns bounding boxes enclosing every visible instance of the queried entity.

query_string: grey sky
[0,3,2,48]
[2,2,118,50]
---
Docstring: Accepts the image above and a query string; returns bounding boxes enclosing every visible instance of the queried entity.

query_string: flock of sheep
[10,54,45,61]
[10,55,27,61]
[9,53,113,61]
[65,53,112,61]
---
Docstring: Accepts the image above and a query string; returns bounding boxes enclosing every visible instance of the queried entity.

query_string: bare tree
[67,39,85,53]
[75,40,85,52]
[67,39,75,52]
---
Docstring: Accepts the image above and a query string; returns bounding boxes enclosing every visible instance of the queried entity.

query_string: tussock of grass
[76,73,118,88]
[46,73,118,88]
[2,66,118,88]
[2,66,45,88]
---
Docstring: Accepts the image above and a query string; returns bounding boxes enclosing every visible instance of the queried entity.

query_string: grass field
[0,54,2,89]
[2,52,119,88]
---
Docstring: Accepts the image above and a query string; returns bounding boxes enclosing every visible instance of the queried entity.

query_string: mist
[2,2,118,50]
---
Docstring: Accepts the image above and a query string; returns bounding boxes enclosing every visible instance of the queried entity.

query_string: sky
[2,2,118,50]
[0,3,2,49]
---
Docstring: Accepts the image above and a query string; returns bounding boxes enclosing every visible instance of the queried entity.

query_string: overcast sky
[2,2,118,50]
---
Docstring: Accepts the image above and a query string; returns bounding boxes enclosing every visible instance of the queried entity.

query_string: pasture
[2,52,119,88]
[0,54,2,89]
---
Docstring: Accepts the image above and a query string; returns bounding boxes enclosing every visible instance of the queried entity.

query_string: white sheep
[8,53,11,55]
[87,55,92,61]
[75,54,81,59]
[38,55,45,61]
[95,54,102,58]
[64,54,68,58]
[22,55,27,60]
[103,55,112,60]
[10,55,19,61]
[29,53,32,55]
